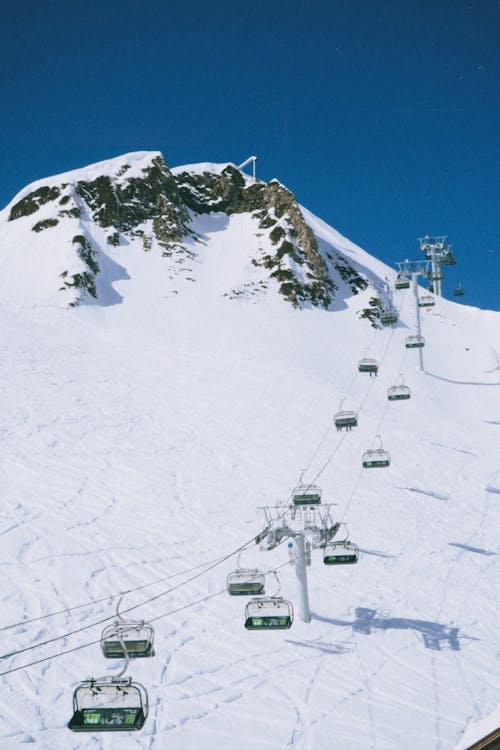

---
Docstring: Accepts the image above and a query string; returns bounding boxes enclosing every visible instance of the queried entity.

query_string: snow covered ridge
[0,150,383,311]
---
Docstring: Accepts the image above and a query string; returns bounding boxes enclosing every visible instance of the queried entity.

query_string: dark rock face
[6,152,369,310]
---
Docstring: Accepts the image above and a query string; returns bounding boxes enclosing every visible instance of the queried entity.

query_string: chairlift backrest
[405,335,425,348]
[334,410,358,430]
[358,358,378,375]
[380,310,398,325]
[101,621,155,659]
[323,541,359,565]
[227,569,265,596]
[292,484,322,506]
[362,449,391,468]
[244,596,293,630]
[387,384,411,401]
[418,295,435,308]
[68,677,148,732]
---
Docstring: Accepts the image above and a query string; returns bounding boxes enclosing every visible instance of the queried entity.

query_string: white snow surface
[0,202,499,750]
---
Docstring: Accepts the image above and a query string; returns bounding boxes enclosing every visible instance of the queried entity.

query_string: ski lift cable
[302,282,407,488]
[0,532,263,663]
[0,555,295,679]
[0,553,237,634]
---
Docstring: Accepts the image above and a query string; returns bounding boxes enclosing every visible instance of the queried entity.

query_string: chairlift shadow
[449,542,497,556]
[311,607,475,651]
[426,372,500,387]
[284,638,352,656]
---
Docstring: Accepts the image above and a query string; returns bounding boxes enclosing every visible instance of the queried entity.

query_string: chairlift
[405,335,425,349]
[380,309,398,326]
[387,374,411,401]
[428,270,443,281]
[291,482,322,506]
[101,595,155,659]
[244,596,293,630]
[395,273,410,290]
[441,251,456,266]
[453,284,464,297]
[68,676,148,732]
[362,435,390,468]
[323,540,359,565]
[358,358,378,376]
[227,561,265,596]
[418,295,435,308]
[334,410,358,431]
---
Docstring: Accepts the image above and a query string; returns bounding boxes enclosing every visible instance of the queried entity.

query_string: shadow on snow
[312,607,476,651]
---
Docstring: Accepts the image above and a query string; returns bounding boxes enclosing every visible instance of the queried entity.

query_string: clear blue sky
[1,0,499,309]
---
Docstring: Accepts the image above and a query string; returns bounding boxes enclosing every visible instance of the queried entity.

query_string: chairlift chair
[441,251,456,266]
[387,383,411,401]
[358,358,379,376]
[453,284,464,297]
[101,621,155,659]
[101,594,155,659]
[334,410,358,431]
[380,309,398,326]
[323,540,359,565]
[227,568,265,596]
[428,270,443,281]
[418,295,435,308]
[405,335,425,349]
[68,677,148,732]
[244,596,293,630]
[362,436,390,468]
[291,483,322,506]
[395,274,410,290]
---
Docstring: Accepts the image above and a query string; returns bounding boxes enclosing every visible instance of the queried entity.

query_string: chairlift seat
[323,541,359,565]
[395,275,410,290]
[380,310,398,325]
[334,410,358,430]
[441,252,456,266]
[101,621,155,659]
[405,335,425,349]
[68,678,148,732]
[428,271,443,281]
[292,484,322,506]
[453,287,464,297]
[362,449,391,468]
[244,597,293,630]
[387,385,411,401]
[418,296,435,308]
[227,569,265,596]
[358,358,378,375]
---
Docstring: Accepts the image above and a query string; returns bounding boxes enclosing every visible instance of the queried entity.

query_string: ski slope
[0,204,499,750]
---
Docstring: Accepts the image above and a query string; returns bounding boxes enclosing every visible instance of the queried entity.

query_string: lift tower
[418,236,455,298]
[256,500,340,623]
[396,259,430,372]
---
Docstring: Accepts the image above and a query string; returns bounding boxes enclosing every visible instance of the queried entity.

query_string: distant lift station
[323,540,359,565]
[68,677,148,732]
[244,596,293,630]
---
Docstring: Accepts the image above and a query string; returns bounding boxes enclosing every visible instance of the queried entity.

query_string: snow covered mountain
[0,152,499,750]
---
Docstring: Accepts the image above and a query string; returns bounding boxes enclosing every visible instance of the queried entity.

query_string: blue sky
[1,0,499,309]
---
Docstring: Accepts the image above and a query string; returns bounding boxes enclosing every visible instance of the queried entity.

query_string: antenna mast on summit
[237,155,258,181]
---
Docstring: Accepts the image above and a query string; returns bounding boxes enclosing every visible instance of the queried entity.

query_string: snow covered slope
[0,155,499,750]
